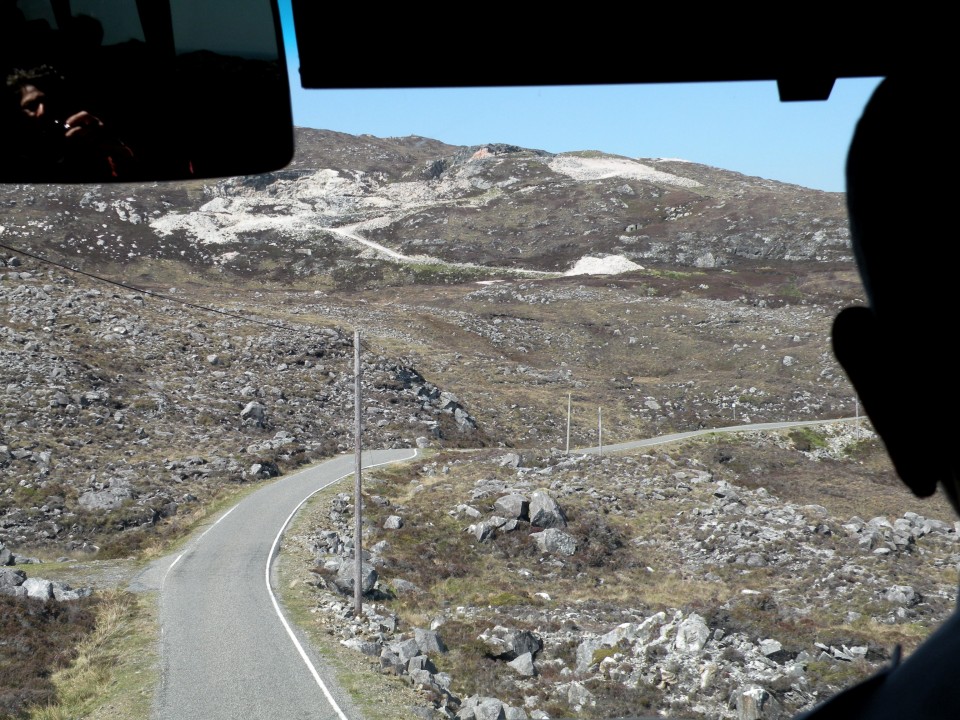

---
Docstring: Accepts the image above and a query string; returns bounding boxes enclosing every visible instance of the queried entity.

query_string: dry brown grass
[25,590,156,720]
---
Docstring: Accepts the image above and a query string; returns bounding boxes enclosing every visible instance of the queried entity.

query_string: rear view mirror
[0,0,293,183]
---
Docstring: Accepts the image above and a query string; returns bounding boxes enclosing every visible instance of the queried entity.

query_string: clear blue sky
[277,3,881,193]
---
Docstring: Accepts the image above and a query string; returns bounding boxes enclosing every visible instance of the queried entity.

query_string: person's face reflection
[19,84,48,120]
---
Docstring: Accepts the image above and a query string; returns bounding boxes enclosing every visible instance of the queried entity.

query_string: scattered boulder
[529,490,567,528]
[533,527,577,556]
[674,613,710,654]
[334,560,378,595]
[457,696,507,720]
[479,626,543,661]
[415,628,448,654]
[493,494,529,521]
[736,685,781,720]
[240,401,267,427]
[507,652,537,677]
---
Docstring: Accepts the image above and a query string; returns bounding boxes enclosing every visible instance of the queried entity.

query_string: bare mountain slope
[0,130,849,286]
[0,128,864,556]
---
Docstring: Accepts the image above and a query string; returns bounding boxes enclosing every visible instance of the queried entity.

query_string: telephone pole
[353,329,363,618]
[566,392,571,454]
[598,406,603,457]
[855,396,860,441]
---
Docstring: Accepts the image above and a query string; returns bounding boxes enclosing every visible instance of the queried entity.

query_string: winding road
[141,448,417,720]
[140,416,860,719]
[578,416,860,455]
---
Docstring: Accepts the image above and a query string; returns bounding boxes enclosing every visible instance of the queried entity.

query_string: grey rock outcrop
[334,560,378,594]
[479,626,543,661]
[493,494,529,521]
[528,490,567,528]
[533,527,577,556]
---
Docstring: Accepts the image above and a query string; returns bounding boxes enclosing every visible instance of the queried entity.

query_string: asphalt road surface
[147,448,417,720]
[143,417,860,718]
[577,416,860,455]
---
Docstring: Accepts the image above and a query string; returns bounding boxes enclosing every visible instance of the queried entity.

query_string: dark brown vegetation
[0,596,98,719]
[308,427,959,717]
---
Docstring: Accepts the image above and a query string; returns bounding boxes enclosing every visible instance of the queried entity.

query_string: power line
[0,241,383,355]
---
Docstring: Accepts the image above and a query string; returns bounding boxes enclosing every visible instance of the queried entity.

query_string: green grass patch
[789,426,829,452]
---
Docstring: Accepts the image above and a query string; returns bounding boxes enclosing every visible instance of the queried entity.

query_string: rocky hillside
[0,254,486,555]
[284,426,958,720]
[3,127,945,720]
[0,128,864,558]
[0,128,849,287]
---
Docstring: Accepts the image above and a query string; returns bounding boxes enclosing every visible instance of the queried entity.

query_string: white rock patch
[564,255,644,276]
[548,156,701,187]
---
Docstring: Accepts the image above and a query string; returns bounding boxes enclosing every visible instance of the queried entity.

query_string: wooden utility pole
[353,329,363,618]
[566,392,571,454]
[855,396,860,441]
[598,406,603,457]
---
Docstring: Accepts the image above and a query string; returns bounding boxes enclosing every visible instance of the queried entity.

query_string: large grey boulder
[0,567,26,588]
[240,401,267,427]
[334,560,378,594]
[380,648,405,674]
[78,480,133,511]
[408,654,437,674]
[52,582,89,601]
[78,489,124,511]
[470,516,509,542]
[457,696,506,720]
[884,584,919,606]
[575,636,606,673]
[565,682,595,712]
[736,685,781,720]
[389,637,421,663]
[249,461,280,479]
[479,626,543,660]
[22,577,54,600]
[507,652,537,677]
[494,494,529,521]
[533,527,577,556]
[675,613,710,654]
[529,490,567,528]
[415,628,448,654]
[498,453,523,468]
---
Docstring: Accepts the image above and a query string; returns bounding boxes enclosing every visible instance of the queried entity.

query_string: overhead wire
[0,240,381,354]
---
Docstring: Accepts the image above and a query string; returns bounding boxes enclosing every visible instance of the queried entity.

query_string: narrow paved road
[577,416,860,455]
[148,448,417,720]
[141,417,859,718]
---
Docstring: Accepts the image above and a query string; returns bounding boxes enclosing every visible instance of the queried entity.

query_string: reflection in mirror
[0,0,293,183]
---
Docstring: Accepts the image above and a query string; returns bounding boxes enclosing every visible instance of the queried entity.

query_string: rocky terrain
[286,426,957,719]
[1,127,953,719]
[0,128,850,284]
[0,253,486,556]
[0,130,864,557]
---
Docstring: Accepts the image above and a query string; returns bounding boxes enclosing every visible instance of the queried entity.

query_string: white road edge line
[161,505,238,591]
[265,449,419,720]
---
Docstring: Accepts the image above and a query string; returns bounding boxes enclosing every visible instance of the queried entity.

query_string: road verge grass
[25,590,156,720]
[11,473,282,720]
